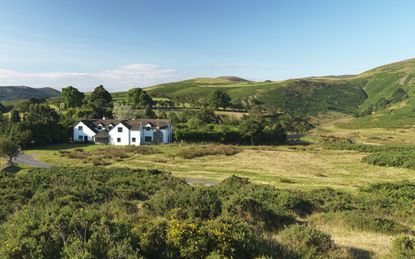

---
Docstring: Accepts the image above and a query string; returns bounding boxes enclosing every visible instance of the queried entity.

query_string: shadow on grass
[1,164,23,174]
[348,247,373,259]
[26,143,95,151]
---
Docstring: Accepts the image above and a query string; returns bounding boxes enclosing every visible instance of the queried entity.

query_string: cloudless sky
[0,0,414,91]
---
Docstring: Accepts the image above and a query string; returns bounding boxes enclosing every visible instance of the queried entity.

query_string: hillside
[146,76,369,118]
[0,86,60,102]
[143,58,415,127]
[340,58,415,128]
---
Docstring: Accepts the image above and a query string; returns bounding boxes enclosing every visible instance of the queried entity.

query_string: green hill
[146,76,369,118]
[341,58,415,128]
[0,86,60,102]
[143,59,415,127]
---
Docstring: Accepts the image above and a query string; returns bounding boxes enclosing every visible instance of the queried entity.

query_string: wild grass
[177,145,241,159]
[57,145,161,166]
[26,143,415,191]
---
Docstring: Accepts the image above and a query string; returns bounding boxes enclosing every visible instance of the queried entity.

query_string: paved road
[13,153,50,168]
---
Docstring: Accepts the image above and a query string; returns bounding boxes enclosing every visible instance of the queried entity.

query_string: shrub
[226,196,294,231]
[309,211,409,235]
[178,145,241,159]
[279,224,334,258]
[303,188,355,212]
[390,236,415,259]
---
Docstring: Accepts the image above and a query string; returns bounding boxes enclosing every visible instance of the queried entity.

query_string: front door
[84,136,88,143]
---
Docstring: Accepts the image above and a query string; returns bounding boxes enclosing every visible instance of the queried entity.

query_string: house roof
[77,119,171,132]
[95,130,110,138]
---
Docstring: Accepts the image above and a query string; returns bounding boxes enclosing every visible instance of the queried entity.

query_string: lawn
[25,142,415,192]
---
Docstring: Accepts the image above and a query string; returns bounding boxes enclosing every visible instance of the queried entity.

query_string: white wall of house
[109,123,130,145]
[73,122,96,142]
[130,130,141,146]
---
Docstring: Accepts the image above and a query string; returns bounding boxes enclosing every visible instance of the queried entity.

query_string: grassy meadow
[26,141,415,192]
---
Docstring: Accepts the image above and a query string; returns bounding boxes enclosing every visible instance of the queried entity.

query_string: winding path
[13,153,50,168]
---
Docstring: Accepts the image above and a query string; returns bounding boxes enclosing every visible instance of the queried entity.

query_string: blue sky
[0,0,414,91]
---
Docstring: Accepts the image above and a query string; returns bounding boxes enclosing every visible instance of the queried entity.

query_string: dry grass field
[25,142,415,192]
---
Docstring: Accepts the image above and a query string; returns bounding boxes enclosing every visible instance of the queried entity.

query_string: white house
[73,118,173,145]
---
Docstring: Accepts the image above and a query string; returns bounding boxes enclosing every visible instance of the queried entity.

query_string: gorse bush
[309,211,409,235]
[177,145,241,159]
[0,168,412,258]
[279,224,334,258]
[390,235,415,259]
[322,137,415,169]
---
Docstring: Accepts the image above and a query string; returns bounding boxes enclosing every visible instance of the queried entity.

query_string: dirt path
[13,153,50,168]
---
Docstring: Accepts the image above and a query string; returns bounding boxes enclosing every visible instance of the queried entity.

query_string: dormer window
[108,125,113,130]
[145,126,151,131]
[97,126,103,131]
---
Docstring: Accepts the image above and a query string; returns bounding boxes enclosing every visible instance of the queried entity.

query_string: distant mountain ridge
[0,86,60,102]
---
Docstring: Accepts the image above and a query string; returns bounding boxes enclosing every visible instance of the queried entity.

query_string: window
[145,136,152,142]
[78,135,83,141]
[108,125,113,130]
[132,137,136,142]
[117,138,121,143]
[78,126,83,130]
[97,126,102,130]
[118,127,123,132]
[145,126,151,131]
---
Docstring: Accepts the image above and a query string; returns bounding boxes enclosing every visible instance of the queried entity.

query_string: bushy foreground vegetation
[322,136,415,169]
[0,167,413,258]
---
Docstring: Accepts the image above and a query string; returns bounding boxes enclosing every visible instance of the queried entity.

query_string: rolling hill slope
[0,86,60,102]
[142,58,415,128]
[146,76,369,118]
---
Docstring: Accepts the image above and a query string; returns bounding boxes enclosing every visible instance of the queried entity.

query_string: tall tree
[61,86,85,108]
[10,110,20,123]
[89,85,112,108]
[208,90,231,110]
[239,110,265,145]
[0,103,7,113]
[0,138,20,166]
[127,88,154,108]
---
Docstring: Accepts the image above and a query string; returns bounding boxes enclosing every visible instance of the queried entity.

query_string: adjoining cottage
[73,118,173,145]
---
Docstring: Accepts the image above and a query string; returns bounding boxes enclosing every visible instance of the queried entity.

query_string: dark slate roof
[78,119,171,132]
[95,130,110,138]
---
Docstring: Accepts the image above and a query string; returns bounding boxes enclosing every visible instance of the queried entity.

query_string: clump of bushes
[363,151,415,169]
[322,137,415,169]
[309,211,409,235]
[59,146,160,165]
[390,235,415,258]
[178,145,241,159]
[279,224,334,258]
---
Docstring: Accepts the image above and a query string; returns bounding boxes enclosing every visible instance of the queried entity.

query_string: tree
[0,138,20,166]
[25,104,60,124]
[0,103,7,113]
[127,88,143,108]
[241,96,263,111]
[89,85,112,108]
[113,103,135,119]
[127,88,154,108]
[208,90,231,110]
[239,111,265,145]
[10,110,20,123]
[144,105,156,118]
[61,86,85,108]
